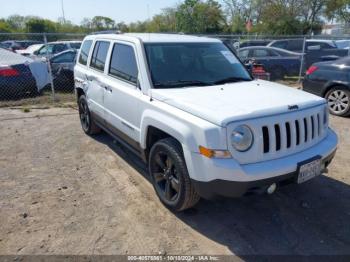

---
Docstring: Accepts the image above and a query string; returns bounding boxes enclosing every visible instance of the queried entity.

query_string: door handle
[86,75,95,81]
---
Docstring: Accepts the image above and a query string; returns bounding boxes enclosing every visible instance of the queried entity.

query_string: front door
[102,42,141,147]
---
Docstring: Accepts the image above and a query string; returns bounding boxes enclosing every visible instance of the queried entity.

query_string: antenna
[61,0,66,23]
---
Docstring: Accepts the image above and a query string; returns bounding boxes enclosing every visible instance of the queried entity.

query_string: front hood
[150,80,325,126]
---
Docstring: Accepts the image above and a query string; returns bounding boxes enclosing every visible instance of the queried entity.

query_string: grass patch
[0,92,76,109]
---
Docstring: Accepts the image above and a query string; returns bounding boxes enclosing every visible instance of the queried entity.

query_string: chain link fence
[1,32,350,106]
[0,33,85,107]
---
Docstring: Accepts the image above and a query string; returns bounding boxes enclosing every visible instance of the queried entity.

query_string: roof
[238,46,302,55]
[51,40,82,44]
[85,33,221,43]
[0,48,33,65]
[306,39,334,43]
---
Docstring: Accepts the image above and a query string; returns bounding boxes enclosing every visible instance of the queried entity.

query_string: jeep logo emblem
[288,105,299,110]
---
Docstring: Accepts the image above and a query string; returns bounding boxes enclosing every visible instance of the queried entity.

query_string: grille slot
[262,126,269,153]
[274,124,281,151]
[261,112,323,154]
[295,120,300,145]
[286,122,291,148]
[303,118,308,142]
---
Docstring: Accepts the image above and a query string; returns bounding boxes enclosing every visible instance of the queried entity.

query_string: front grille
[261,112,324,154]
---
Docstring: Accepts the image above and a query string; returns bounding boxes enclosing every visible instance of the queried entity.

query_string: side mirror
[33,50,39,55]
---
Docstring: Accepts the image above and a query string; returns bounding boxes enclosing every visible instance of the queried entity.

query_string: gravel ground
[0,107,349,256]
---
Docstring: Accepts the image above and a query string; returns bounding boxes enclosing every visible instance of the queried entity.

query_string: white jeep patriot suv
[74,33,338,211]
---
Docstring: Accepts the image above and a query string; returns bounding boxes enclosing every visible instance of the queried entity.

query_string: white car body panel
[74,33,338,194]
[150,80,325,126]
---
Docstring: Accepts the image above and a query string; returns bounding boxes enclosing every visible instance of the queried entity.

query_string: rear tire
[149,138,200,211]
[78,95,101,135]
[325,87,350,117]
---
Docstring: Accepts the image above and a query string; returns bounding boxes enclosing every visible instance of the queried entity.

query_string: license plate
[297,158,321,184]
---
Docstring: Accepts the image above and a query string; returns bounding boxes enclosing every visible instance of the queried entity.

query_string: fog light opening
[267,183,277,195]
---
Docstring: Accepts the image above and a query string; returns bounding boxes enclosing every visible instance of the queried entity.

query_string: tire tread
[149,138,200,211]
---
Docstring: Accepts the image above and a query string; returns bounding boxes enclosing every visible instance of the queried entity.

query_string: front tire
[326,87,350,117]
[78,95,101,135]
[149,138,200,211]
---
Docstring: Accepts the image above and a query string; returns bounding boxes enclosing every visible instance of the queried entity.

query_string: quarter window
[109,43,138,84]
[90,41,110,72]
[78,40,93,66]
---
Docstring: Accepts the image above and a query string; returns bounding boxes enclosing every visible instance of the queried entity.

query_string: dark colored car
[50,49,77,90]
[238,46,302,79]
[1,40,43,51]
[268,39,348,68]
[239,40,271,48]
[0,48,38,99]
[303,56,350,117]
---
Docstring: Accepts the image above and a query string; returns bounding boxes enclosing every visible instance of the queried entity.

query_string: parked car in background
[0,43,8,50]
[268,39,337,52]
[239,40,271,48]
[335,40,350,50]
[16,44,44,56]
[238,46,302,79]
[1,40,43,51]
[50,49,77,90]
[303,57,350,117]
[0,48,38,98]
[33,41,81,59]
[268,39,348,68]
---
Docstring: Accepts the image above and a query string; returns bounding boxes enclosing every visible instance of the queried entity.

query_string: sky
[0,0,179,24]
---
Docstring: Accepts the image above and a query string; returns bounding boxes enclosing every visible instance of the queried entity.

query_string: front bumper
[183,128,338,199]
[191,150,336,199]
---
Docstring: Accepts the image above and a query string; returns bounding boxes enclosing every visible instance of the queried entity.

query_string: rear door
[102,41,141,146]
[85,40,110,120]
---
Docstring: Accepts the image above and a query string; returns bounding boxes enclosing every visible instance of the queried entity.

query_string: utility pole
[61,0,66,23]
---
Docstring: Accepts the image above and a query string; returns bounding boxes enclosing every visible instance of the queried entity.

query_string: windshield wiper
[213,77,251,85]
[154,80,212,88]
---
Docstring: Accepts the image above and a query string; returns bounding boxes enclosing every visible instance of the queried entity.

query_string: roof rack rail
[90,30,122,35]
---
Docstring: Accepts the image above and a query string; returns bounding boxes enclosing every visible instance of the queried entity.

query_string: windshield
[145,42,252,88]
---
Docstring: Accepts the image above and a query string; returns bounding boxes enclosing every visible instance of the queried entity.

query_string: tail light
[306,65,318,75]
[0,66,20,77]
[252,65,266,74]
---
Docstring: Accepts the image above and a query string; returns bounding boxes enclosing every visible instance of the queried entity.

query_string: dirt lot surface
[0,107,349,256]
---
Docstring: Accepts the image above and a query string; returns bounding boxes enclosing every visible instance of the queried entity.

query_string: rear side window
[70,42,82,49]
[90,41,110,72]
[53,44,67,54]
[51,52,76,63]
[78,40,93,65]
[109,43,138,84]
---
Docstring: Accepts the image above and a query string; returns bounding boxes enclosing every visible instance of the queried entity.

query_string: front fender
[140,109,198,152]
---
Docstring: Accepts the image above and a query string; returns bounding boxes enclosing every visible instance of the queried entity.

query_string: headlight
[231,125,254,152]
